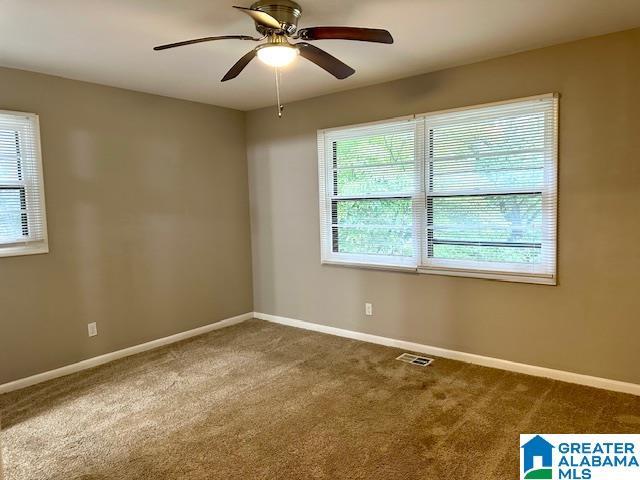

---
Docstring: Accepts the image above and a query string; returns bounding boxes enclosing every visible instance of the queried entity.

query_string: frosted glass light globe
[257,45,299,67]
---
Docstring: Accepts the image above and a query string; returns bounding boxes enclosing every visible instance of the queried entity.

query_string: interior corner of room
[1,2,639,479]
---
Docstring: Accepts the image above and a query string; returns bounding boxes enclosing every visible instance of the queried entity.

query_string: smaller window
[0,110,48,258]
[317,119,420,268]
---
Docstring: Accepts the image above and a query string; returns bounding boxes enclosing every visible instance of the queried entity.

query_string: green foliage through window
[333,198,413,257]
[322,98,555,272]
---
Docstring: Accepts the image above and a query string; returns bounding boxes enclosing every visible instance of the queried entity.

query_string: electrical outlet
[365,303,373,316]
[88,322,98,337]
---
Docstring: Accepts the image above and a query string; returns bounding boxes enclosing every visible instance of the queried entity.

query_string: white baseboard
[4,311,638,397]
[254,312,640,397]
[0,312,253,395]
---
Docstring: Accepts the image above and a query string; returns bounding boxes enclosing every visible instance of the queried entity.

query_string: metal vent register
[396,353,434,367]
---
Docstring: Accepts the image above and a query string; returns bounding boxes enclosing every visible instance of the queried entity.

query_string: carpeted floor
[1,319,639,479]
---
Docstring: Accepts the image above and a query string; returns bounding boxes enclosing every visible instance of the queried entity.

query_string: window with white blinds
[318,94,558,284]
[318,118,421,268]
[0,110,48,258]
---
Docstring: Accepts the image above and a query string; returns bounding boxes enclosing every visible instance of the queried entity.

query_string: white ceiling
[2,0,640,111]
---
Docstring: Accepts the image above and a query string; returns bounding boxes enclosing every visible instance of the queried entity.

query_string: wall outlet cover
[88,322,98,337]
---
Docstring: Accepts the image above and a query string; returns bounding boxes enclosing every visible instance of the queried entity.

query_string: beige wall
[0,67,253,384]
[247,29,640,384]
[2,28,638,387]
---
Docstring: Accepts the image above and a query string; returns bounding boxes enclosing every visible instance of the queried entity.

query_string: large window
[0,110,48,257]
[318,95,558,284]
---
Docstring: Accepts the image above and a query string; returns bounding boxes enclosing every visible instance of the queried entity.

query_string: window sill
[417,267,556,285]
[0,243,49,258]
[321,259,556,285]
[321,259,417,274]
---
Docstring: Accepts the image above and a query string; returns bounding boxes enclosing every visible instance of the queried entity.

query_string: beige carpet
[1,319,639,479]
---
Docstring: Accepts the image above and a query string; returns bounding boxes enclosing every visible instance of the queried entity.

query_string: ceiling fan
[153,0,394,83]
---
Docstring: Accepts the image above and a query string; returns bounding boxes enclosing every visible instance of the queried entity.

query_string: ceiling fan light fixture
[256,44,299,67]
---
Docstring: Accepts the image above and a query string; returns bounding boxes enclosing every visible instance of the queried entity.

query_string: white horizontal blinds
[318,118,421,267]
[422,95,557,277]
[0,111,47,250]
[316,95,558,282]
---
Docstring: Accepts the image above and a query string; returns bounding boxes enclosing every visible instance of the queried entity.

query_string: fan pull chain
[275,67,284,118]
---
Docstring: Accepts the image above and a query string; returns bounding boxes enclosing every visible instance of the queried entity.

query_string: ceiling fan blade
[296,42,355,80]
[154,35,260,51]
[232,6,281,29]
[296,27,394,44]
[221,48,258,82]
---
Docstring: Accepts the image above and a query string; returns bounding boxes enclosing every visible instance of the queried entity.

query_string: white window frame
[318,116,421,269]
[0,110,49,258]
[317,94,558,285]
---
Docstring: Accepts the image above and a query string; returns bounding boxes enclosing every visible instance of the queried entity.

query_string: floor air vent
[396,353,433,367]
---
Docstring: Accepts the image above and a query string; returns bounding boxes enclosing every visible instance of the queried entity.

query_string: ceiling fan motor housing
[251,0,302,35]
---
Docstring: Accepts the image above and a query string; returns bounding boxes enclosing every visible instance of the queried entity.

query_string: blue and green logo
[521,435,555,479]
